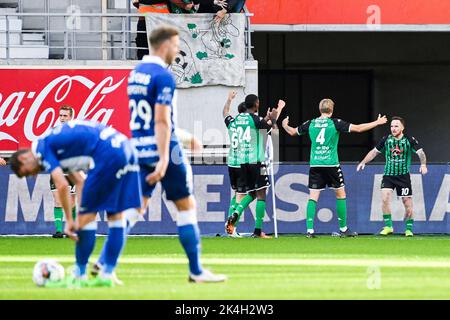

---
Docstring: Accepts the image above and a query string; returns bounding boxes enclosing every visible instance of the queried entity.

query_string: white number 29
[129,99,152,130]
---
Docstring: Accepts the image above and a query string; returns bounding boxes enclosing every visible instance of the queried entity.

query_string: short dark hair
[9,149,29,177]
[244,94,258,110]
[391,116,405,127]
[59,105,73,117]
[149,25,179,50]
[237,102,246,113]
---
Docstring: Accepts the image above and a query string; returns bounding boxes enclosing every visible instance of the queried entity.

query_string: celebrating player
[223,91,247,237]
[225,94,286,238]
[126,25,226,282]
[9,120,142,287]
[357,116,427,237]
[282,98,387,238]
[50,105,77,239]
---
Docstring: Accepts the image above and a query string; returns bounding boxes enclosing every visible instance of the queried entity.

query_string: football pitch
[0,235,449,300]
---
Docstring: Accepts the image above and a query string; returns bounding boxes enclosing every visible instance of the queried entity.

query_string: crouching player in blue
[9,120,142,288]
[125,25,226,282]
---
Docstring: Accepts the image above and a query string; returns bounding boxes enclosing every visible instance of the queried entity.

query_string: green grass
[0,235,449,299]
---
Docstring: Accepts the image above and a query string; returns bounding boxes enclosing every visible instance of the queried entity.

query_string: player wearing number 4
[282,99,387,238]
[357,116,427,237]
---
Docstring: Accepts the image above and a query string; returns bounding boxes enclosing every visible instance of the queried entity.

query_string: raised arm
[265,99,286,127]
[356,148,380,171]
[281,116,298,136]
[222,91,237,118]
[350,114,387,133]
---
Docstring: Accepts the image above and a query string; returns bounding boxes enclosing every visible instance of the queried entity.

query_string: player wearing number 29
[282,99,388,238]
[357,116,427,237]
[127,25,226,282]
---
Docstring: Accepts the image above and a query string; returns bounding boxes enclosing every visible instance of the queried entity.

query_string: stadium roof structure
[246,0,450,32]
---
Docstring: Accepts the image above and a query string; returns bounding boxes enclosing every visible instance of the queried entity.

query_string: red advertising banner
[246,0,450,25]
[0,68,132,151]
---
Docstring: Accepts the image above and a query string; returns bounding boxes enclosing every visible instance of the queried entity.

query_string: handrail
[0,11,253,60]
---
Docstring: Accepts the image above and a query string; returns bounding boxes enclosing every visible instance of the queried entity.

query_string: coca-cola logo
[0,74,126,144]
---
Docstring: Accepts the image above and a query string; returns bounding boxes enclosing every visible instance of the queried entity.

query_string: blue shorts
[79,140,142,215]
[140,144,193,202]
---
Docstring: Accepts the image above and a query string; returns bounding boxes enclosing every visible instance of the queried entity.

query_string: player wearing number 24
[357,116,427,237]
[282,98,387,238]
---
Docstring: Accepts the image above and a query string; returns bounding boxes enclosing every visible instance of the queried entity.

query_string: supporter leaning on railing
[133,0,247,60]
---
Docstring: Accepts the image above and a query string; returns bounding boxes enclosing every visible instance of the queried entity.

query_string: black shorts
[381,174,412,197]
[50,176,76,194]
[228,166,240,191]
[237,162,270,194]
[308,166,345,190]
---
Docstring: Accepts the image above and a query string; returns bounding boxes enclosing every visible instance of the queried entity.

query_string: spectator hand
[0,157,6,166]
[214,0,228,9]
[214,8,227,24]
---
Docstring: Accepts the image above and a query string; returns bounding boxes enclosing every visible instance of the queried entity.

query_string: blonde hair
[319,99,334,114]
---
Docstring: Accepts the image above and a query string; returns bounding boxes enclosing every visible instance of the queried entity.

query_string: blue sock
[178,223,203,275]
[75,224,97,276]
[102,219,126,274]
[98,217,133,266]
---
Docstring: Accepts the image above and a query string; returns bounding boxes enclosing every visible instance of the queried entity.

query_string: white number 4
[316,128,326,145]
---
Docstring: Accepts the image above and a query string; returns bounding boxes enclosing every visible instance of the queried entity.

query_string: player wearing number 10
[282,99,387,238]
[127,25,226,283]
[357,116,428,237]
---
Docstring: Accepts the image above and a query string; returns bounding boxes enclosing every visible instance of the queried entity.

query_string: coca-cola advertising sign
[0,68,133,150]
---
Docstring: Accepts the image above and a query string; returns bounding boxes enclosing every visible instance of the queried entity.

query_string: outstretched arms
[350,114,387,133]
[281,116,298,136]
[356,148,380,171]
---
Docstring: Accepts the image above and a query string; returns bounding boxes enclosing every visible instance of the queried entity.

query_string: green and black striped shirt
[375,134,422,176]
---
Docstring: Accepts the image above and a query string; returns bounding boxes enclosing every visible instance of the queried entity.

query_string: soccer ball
[32,259,65,287]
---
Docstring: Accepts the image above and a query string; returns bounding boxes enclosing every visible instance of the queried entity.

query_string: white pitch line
[1,256,450,268]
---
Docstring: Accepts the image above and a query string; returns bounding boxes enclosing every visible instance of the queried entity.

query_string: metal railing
[0,11,254,60]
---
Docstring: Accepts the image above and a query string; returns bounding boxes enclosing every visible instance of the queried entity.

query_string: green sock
[255,200,266,230]
[72,206,77,220]
[306,199,317,231]
[53,207,63,233]
[405,218,414,232]
[228,196,237,218]
[383,213,393,228]
[336,198,347,230]
[234,194,254,226]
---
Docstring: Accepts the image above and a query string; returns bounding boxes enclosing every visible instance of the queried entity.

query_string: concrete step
[22,32,44,41]
[0,7,18,14]
[0,32,20,44]
[0,45,49,58]
[0,17,22,31]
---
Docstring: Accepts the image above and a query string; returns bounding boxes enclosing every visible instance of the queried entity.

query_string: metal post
[5,15,10,60]
[126,1,131,60]
[64,16,68,60]
[45,0,50,46]
[121,16,126,60]
[101,0,108,60]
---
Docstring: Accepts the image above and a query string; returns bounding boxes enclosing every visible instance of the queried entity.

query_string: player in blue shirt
[9,120,142,287]
[126,25,226,282]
